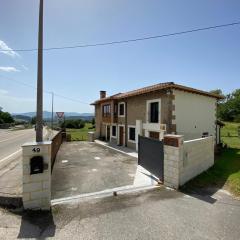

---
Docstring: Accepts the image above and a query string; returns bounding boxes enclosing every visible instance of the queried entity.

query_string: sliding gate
[138,135,164,182]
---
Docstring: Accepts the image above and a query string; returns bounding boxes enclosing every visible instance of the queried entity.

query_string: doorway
[119,126,124,146]
[106,125,110,141]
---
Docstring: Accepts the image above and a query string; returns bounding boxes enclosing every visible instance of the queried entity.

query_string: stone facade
[95,89,175,149]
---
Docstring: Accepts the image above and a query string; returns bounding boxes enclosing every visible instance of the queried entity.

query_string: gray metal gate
[138,135,164,181]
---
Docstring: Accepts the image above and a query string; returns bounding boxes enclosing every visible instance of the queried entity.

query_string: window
[102,104,111,117]
[114,104,118,116]
[112,126,116,137]
[150,102,159,123]
[129,127,136,142]
[119,102,125,116]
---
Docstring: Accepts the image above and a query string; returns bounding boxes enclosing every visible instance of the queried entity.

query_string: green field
[67,123,95,141]
[184,122,240,196]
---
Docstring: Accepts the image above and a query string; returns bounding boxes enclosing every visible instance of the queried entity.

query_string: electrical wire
[0,21,239,53]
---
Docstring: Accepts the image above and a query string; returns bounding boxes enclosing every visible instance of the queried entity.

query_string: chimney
[100,91,106,99]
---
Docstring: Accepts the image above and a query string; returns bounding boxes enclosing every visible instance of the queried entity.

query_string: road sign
[56,112,64,119]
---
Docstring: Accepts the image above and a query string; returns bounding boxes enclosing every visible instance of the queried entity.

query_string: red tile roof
[91,82,224,105]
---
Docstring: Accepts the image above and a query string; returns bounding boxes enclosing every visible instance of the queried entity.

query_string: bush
[61,119,85,129]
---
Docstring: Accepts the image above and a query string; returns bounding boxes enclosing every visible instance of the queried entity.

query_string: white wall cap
[22,141,52,147]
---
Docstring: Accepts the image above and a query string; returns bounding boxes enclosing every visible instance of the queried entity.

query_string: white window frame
[111,124,117,139]
[146,99,161,124]
[118,102,125,117]
[128,125,136,143]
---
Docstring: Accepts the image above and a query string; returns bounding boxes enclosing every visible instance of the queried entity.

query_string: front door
[119,126,124,145]
[106,125,110,141]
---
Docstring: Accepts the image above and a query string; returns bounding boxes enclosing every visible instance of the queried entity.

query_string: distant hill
[12,111,94,120]
[12,115,32,122]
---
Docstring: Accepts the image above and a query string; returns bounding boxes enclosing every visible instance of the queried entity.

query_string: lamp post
[36,0,43,142]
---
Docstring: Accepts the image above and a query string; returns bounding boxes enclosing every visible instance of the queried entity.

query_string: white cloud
[0,89,8,95]
[0,89,34,103]
[0,40,20,58]
[0,66,20,72]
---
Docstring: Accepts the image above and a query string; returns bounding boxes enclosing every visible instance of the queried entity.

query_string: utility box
[22,141,52,210]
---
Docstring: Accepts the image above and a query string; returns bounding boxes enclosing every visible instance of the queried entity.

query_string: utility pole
[36,0,43,142]
[51,92,54,130]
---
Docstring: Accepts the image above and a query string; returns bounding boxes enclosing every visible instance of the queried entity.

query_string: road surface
[0,187,240,239]
[0,128,48,197]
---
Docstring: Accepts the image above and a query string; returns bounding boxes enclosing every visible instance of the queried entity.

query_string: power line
[0,74,90,105]
[0,21,240,53]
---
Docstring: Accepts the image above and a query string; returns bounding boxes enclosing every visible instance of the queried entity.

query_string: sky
[0,0,240,114]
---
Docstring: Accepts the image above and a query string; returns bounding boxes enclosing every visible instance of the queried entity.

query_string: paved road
[0,187,239,239]
[0,129,35,163]
[0,129,36,197]
[0,128,49,197]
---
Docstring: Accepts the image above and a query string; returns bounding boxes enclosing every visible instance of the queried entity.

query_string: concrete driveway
[51,142,137,199]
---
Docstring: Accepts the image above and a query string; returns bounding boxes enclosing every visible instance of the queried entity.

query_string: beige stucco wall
[173,90,216,140]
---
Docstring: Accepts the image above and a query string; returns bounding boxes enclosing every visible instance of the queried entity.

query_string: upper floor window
[150,102,159,123]
[114,104,118,116]
[118,102,125,117]
[147,100,160,123]
[102,104,111,117]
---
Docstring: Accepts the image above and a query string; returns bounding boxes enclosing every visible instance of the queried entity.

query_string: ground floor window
[128,127,136,142]
[112,125,116,137]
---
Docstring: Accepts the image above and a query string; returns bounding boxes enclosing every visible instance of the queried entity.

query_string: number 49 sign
[32,147,40,153]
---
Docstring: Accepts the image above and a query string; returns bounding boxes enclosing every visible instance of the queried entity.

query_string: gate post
[22,141,52,210]
[163,135,184,189]
[136,120,143,151]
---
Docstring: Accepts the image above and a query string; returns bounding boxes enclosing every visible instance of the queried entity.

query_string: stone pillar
[136,120,143,151]
[163,135,184,189]
[22,141,52,210]
[88,132,95,142]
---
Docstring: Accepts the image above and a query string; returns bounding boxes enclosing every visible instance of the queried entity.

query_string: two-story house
[91,82,223,150]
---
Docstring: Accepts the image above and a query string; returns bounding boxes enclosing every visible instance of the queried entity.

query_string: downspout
[125,100,128,147]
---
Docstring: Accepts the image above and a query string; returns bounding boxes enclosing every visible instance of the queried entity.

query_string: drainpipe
[125,101,128,147]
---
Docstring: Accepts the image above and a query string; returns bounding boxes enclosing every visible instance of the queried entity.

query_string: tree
[31,116,36,125]
[92,117,95,126]
[216,89,240,122]
[0,111,14,123]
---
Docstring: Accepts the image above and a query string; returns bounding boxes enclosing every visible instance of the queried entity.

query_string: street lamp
[36,0,43,142]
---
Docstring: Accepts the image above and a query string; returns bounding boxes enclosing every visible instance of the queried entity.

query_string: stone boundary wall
[163,135,214,189]
[180,136,214,186]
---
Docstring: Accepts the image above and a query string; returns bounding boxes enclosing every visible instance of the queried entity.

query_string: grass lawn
[183,122,240,197]
[67,123,95,141]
